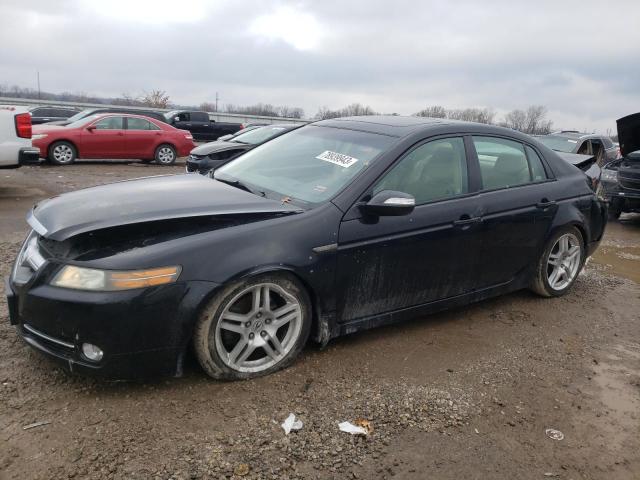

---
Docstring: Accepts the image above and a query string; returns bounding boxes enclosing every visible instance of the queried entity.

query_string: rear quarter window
[191,112,209,122]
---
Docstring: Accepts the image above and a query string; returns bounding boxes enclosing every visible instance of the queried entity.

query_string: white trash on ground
[281,413,303,434]
[338,419,373,436]
[545,428,564,441]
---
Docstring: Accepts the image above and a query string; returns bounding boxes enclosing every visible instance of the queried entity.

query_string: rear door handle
[536,199,556,209]
[453,216,483,226]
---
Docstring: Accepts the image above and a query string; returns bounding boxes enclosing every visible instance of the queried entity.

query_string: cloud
[249,6,324,51]
[0,0,638,132]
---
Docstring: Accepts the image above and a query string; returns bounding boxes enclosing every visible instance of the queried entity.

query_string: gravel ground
[1,162,639,480]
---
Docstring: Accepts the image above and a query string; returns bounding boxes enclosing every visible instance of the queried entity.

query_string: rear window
[538,135,578,153]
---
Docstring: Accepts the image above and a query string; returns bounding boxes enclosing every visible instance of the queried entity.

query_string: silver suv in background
[538,131,619,165]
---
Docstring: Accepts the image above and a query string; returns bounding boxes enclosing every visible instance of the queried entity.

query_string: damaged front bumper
[5,276,219,379]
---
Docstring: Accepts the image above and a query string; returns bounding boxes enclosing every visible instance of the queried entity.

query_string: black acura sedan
[7,116,607,380]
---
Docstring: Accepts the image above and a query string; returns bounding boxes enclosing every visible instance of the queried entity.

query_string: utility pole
[37,71,41,99]
[215,92,219,112]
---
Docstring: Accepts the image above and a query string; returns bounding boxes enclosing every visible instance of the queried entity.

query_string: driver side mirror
[86,125,96,132]
[360,190,415,217]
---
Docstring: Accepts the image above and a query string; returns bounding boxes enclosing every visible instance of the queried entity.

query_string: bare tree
[503,105,553,134]
[447,108,495,124]
[199,102,217,112]
[140,89,171,108]
[113,92,141,106]
[415,105,447,118]
[314,103,377,120]
[225,103,305,118]
[414,106,494,124]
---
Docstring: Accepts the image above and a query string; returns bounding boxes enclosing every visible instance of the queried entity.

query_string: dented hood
[617,113,640,157]
[30,174,302,241]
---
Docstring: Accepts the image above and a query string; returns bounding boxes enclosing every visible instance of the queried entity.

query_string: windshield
[216,125,395,205]
[64,109,96,123]
[231,126,290,145]
[66,114,101,129]
[538,135,578,153]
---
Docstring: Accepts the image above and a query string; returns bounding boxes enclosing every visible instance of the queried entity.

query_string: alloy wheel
[546,233,581,291]
[53,144,73,163]
[157,147,175,164]
[214,283,302,373]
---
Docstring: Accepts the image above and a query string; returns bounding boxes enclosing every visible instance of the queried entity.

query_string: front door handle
[536,198,556,209]
[453,215,483,227]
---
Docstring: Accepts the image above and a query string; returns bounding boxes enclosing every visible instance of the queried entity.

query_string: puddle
[0,187,46,199]
[591,220,640,283]
[587,342,640,452]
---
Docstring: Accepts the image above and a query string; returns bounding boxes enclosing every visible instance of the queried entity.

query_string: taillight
[15,113,32,139]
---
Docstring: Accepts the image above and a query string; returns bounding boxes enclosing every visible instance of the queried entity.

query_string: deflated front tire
[193,273,312,380]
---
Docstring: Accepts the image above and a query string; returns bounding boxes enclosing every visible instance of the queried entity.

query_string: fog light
[82,343,104,362]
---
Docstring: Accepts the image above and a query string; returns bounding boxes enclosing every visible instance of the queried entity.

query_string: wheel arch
[190,264,329,350]
[48,139,79,158]
[155,142,177,153]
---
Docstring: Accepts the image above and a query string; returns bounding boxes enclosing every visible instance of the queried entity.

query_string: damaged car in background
[186,124,297,174]
[6,116,607,380]
[600,112,640,219]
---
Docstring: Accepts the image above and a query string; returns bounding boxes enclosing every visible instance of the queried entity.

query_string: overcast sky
[1,0,638,133]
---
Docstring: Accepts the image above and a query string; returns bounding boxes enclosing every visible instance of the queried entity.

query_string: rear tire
[155,144,176,165]
[530,227,585,297]
[48,141,76,165]
[193,273,312,380]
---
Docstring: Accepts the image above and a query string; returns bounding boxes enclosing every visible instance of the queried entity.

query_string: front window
[231,126,289,145]
[538,135,578,153]
[216,125,395,205]
[374,137,468,204]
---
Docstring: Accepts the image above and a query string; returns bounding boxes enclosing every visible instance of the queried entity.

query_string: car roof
[86,112,163,121]
[314,115,531,138]
[546,131,600,140]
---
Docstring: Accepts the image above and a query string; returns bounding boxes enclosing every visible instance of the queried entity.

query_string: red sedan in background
[32,113,195,165]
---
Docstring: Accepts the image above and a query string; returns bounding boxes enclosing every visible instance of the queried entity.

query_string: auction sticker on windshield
[316,150,359,168]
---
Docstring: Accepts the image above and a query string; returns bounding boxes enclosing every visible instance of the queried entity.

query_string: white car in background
[0,105,41,169]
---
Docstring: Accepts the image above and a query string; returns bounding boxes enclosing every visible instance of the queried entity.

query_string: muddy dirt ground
[1,161,639,480]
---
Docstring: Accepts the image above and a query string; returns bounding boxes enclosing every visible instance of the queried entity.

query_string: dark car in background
[164,110,242,141]
[47,108,168,126]
[7,116,606,380]
[217,125,263,141]
[186,124,297,174]
[29,106,80,125]
[538,131,619,165]
[600,113,640,218]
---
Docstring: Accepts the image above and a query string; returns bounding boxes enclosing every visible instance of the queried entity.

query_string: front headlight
[32,134,48,140]
[51,265,181,291]
[601,169,618,182]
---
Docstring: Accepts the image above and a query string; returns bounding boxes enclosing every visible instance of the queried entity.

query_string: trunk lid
[616,113,640,157]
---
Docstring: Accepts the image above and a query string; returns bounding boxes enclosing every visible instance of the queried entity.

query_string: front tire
[530,227,585,297]
[155,144,176,165]
[193,274,312,380]
[48,141,76,165]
